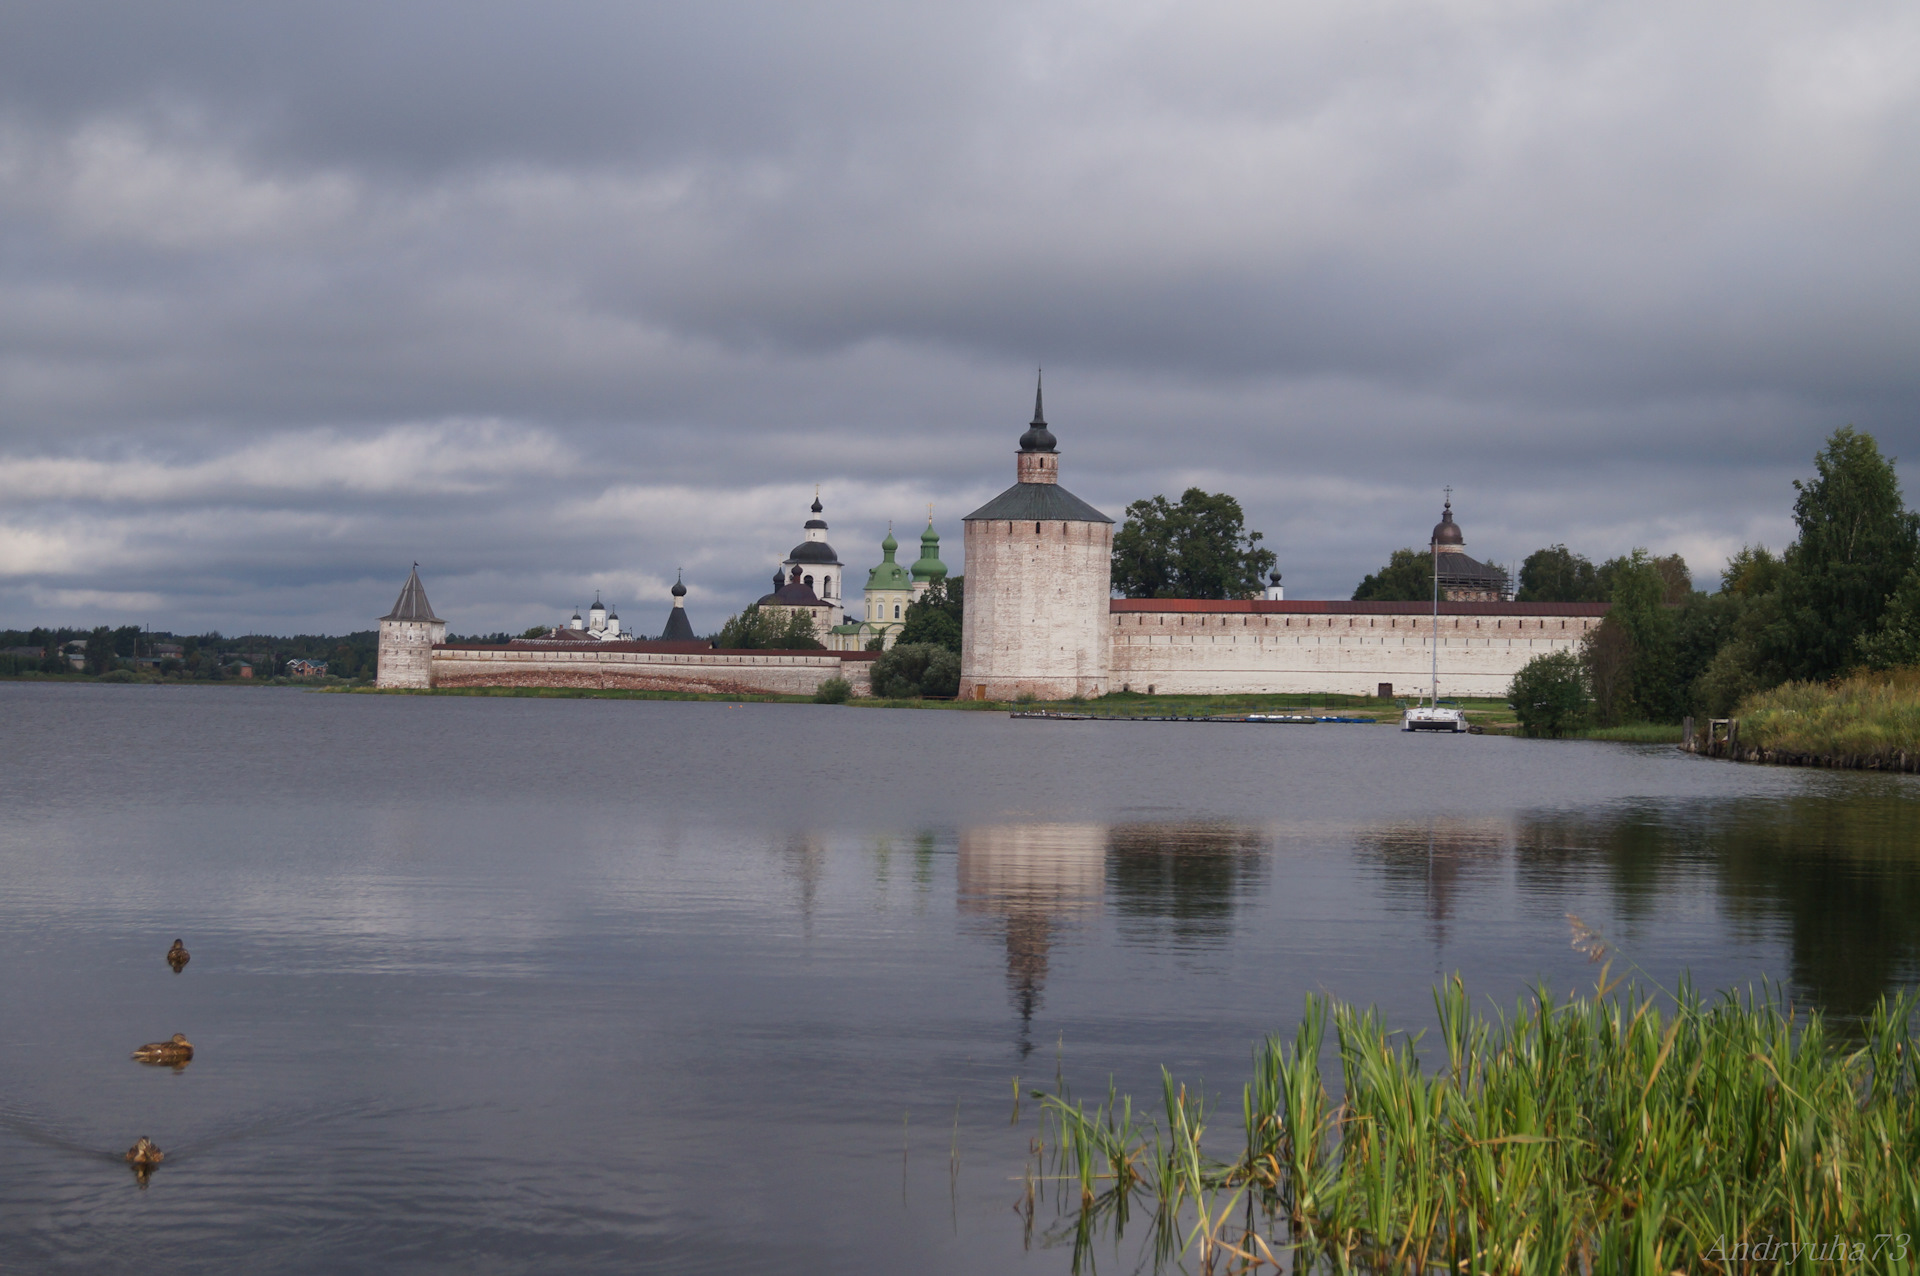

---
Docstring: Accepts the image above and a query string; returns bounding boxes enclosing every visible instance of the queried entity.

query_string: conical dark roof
[382,566,441,622]
[661,607,696,641]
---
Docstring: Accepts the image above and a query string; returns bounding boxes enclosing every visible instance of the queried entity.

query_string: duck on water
[132,1034,193,1067]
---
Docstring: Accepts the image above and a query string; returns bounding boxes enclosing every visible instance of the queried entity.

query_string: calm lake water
[1,683,1916,1272]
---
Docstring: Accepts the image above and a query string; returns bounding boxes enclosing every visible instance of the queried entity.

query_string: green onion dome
[866,529,913,592]
[910,521,948,583]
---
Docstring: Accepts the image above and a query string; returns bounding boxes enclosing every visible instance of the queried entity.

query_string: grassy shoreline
[328,683,1521,719]
[1031,976,1920,1273]
[15,677,1696,745]
[1726,669,1920,770]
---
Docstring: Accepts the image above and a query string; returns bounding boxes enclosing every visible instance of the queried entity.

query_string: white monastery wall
[377,618,445,689]
[1106,603,1605,697]
[960,519,1114,700]
[426,644,874,696]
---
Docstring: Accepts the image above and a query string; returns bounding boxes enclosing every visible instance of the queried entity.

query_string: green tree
[1580,550,1681,724]
[1857,566,1920,670]
[716,605,823,650]
[1650,554,1692,605]
[812,677,853,704]
[1516,545,1604,603]
[1352,548,1432,602]
[1671,592,1744,709]
[1721,545,1786,596]
[896,576,963,652]
[1112,489,1276,599]
[1508,650,1589,737]
[1757,427,1920,682]
[869,643,961,698]
[84,626,115,675]
[1692,638,1764,717]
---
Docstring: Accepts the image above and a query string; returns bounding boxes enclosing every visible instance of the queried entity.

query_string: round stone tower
[959,375,1114,700]
[376,565,446,688]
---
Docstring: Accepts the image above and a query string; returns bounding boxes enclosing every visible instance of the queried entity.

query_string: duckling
[125,1136,163,1186]
[166,939,189,972]
[131,1033,193,1066]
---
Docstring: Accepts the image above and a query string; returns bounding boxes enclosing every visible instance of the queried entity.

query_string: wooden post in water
[1728,718,1739,757]
[1682,716,1693,752]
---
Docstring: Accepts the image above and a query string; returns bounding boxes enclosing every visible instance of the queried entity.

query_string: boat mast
[1430,486,1445,707]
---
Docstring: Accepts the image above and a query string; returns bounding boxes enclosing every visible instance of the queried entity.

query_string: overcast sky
[2,0,1916,636]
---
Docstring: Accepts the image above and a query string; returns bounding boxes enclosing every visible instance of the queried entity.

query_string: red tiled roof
[1109,598,1610,616]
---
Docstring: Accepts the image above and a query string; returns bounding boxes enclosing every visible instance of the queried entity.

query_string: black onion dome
[788,540,838,563]
[1018,371,1056,452]
[1431,500,1465,547]
[671,577,687,598]
[811,495,823,514]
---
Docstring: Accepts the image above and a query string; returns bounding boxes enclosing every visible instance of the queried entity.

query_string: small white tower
[959,374,1114,700]
[1262,572,1285,601]
[781,491,846,627]
[376,564,447,688]
[587,595,608,634]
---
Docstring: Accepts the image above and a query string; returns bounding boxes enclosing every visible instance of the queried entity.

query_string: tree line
[0,627,382,681]
[1512,427,1920,734]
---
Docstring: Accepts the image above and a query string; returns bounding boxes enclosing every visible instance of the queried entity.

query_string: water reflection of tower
[781,833,829,937]
[1357,819,1509,948]
[957,824,1105,1059]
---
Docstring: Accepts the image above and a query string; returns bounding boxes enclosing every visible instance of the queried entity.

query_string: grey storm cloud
[1,0,1916,633]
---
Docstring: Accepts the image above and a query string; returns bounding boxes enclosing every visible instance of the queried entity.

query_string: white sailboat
[1402,489,1469,733]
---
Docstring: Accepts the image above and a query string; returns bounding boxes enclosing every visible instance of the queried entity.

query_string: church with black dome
[1428,495,1510,602]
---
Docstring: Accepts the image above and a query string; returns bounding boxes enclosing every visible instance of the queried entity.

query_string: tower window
[1035,522,1042,534]
[893,604,900,618]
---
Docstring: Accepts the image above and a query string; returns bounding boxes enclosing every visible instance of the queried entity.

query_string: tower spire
[1018,370,1057,454]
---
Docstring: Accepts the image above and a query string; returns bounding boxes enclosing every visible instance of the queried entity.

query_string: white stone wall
[960,519,1114,700]
[428,645,874,696]
[1107,607,1601,697]
[377,618,447,688]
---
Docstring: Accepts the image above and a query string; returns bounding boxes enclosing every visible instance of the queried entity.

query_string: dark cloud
[1,0,1916,631]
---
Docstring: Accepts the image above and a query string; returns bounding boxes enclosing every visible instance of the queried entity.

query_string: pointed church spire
[1018,369,1057,453]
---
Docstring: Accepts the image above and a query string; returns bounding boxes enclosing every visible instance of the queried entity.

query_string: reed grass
[1737,668,1920,764]
[1028,975,1920,1273]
